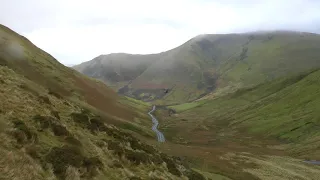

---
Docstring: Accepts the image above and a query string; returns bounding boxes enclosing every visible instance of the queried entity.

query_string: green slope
[171,68,320,159]
[74,31,320,104]
[0,24,204,180]
[73,53,158,89]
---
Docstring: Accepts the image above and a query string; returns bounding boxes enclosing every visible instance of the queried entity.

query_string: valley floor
[140,107,320,180]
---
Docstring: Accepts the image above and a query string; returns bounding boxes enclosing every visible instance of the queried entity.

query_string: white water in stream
[148,106,165,142]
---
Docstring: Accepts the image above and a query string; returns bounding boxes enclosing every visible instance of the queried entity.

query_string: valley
[0,24,206,180]
[1,22,320,180]
[74,30,320,179]
[150,68,320,179]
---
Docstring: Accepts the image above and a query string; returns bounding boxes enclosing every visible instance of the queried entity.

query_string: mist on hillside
[0,31,25,60]
[2,0,320,65]
[1,1,320,180]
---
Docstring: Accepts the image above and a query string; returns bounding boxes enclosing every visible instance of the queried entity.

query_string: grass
[0,24,200,180]
[118,96,151,114]
[192,168,231,180]
[75,31,320,104]
[3,23,320,180]
[169,100,207,113]
[178,69,320,145]
[0,64,166,179]
[152,69,320,179]
[232,153,320,180]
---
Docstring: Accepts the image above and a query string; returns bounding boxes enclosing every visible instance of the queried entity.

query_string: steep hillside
[169,68,320,153]
[74,31,320,104]
[74,53,158,90]
[0,24,205,180]
[157,69,320,179]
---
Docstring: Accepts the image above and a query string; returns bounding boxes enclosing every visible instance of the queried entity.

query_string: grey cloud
[0,0,60,33]
[74,17,186,29]
[1,0,320,65]
[2,0,320,34]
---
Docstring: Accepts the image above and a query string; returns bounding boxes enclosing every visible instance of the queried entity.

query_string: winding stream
[148,105,165,142]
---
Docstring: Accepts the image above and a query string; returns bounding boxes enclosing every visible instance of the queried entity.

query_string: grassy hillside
[73,53,158,90]
[74,31,320,104]
[0,24,206,180]
[156,69,320,179]
[169,68,320,154]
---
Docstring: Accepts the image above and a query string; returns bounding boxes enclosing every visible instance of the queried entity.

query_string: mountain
[160,69,320,180]
[74,31,320,105]
[3,23,320,180]
[169,68,320,157]
[0,24,205,180]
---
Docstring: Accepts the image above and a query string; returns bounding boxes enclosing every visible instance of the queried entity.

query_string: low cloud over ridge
[1,0,320,64]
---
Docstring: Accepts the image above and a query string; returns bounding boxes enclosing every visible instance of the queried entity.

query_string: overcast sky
[1,0,320,65]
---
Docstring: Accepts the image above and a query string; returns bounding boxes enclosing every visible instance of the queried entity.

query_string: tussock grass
[0,63,189,179]
[0,24,197,180]
[0,133,55,180]
[234,153,320,180]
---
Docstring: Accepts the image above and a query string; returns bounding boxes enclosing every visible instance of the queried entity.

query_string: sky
[1,0,320,65]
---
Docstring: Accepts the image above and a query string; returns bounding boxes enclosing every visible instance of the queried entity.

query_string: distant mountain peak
[74,31,320,105]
